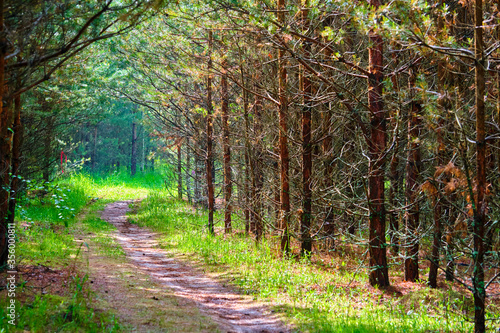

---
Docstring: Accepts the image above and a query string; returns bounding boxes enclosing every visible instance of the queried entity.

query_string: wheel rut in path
[101,200,289,333]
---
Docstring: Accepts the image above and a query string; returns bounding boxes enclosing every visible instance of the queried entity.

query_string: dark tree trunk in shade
[177,143,182,200]
[131,122,137,177]
[253,84,264,241]
[0,0,8,267]
[429,52,448,288]
[242,79,250,234]
[367,0,389,287]
[206,30,215,235]
[322,114,335,249]
[221,65,232,233]
[278,0,290,254]
[7,92,22,226]
[43,115,54,182]
[300,2,312,255]
[473,1,486,330]
[404,64,422,282]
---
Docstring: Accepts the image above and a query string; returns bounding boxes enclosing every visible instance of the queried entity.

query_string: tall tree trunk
[92,125,98,172]
[7,93,22,226]
[300,0,312,255]
[221,64,232,233]
[278,0,290,254]
[473,0,486,330]
[194,147,203,208]
[206,30,215,235]
[253,81,264,241]
[404,64,422,282]
[131,121,137,177]
[0,0,7,267]
[388,48,401,255]
[322,113,335,249]
[43,115,54,182]
[186,137,192,204]
[367,0,389,287]
[429,45,448,288]
[177,142,182,200]
[242,79,250,234]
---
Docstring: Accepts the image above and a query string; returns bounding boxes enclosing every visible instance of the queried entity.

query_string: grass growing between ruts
[129,191,492,333]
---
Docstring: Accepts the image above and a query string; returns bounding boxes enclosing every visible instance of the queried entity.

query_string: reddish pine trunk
[300,2,312,255]
[221,65,232,233]
[429,57,447,288]
[278,0,290,254]
[206,30,215,235]
[253,84,264,241]
[242,81,250,234]
[404,65,422,282]
[367,0,389,287]
[473,0,486,331]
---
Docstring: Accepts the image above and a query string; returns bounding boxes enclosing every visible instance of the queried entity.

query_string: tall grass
[131,192,478,333]
[1,171,165,332]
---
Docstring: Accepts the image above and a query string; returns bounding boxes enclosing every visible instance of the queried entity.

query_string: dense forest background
[0,0,499,331]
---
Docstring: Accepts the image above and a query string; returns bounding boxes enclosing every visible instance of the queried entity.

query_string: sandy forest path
[100,200,289,333]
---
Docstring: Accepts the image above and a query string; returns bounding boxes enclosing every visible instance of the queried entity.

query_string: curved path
[101,200,289,333]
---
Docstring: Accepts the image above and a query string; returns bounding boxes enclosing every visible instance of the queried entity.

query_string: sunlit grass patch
[130,194,476,333]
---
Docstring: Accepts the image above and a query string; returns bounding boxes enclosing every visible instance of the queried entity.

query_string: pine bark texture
[404,65,422,282]
[473,0,486,330]
[367,0,389,287]
[221,66,232,233]
[278,0,290,254]
[206,30,215,235]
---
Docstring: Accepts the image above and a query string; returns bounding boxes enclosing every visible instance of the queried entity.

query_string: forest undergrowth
[0,172,163,332]
[131,191,500,333]
[1,172,498,332]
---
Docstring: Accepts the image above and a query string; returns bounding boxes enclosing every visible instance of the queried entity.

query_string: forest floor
[88,200,289,333]
[2,173,499,332]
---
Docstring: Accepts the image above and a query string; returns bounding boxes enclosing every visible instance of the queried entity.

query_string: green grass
[130,192,482,333]
[1,171,165,332]
[4,171,495,332]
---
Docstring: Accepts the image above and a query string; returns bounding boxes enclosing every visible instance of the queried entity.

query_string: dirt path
[101,200,289,333]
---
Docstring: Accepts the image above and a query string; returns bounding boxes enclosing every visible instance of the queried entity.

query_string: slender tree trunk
[429,48,448,288]
[177,142,182,200]
[221,64,232,233]
[322,113,335,249]
[300,1,312,255]
[242,81,250,234]
[194,148,203,208]
[131,121,137,177]
[206,30,215,235]
[367,0,389,287]
[253,84,264,241]
[186,137,192,204]
[404,64,422,282]
[92,125,98,172]
[388,49,401,255]
[43,115,54,182]
[473,1,486,330]
[7,93,22,226]
[0,0,7,268]
[278,0,290,254]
